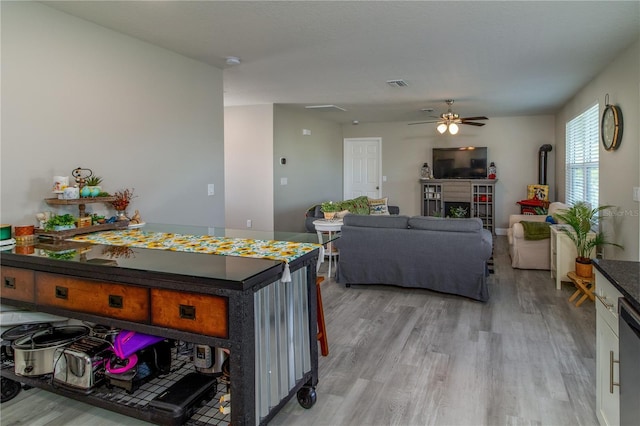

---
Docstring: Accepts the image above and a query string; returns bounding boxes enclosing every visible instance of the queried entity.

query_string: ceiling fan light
[437,123,448,134]
[448,123,459,135]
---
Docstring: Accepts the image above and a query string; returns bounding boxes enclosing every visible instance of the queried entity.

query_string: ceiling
[44,1,639,124]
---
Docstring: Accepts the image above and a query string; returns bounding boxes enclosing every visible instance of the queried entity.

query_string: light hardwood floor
[0,236,598,425]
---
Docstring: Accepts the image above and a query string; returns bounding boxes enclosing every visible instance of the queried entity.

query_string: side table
[550,225,595,290]
[568,271,596,307]
[313,219,343,279]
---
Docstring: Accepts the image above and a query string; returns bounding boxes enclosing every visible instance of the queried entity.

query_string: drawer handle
[610,350,619,393]
[108,295,123,309]
[179,304,196,320]
[596,294,614,310]
[55,286,68,300]
[4,277,16,289]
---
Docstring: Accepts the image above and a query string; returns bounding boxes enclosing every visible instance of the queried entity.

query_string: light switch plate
[207,184,215,196]
[633,186,640,202]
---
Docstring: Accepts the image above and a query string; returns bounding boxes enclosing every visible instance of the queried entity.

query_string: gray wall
[341,115,555,232]
[273,106,343,231]
[555,39,640,261]
[224,105,274,231]
[1,2,225,228]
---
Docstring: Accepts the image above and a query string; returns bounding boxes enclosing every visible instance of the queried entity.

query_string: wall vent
[386,79,409,87]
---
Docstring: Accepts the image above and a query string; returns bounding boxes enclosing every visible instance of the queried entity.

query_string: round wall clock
[601,103,623,151]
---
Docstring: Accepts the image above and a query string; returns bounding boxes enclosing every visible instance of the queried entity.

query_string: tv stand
[420,179,496,234]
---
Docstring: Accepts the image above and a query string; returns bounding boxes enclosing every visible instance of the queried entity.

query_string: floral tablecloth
[71,229,322,282]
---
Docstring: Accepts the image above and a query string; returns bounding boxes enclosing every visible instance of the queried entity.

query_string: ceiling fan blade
[408,120,441,125]
[461,122,486,126]
[460,116,488,121]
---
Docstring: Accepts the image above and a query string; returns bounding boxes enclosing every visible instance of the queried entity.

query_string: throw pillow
[338,196,370,215]
[368,197,390,215]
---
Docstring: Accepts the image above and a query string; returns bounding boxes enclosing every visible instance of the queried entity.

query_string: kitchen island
[0,228,321,425]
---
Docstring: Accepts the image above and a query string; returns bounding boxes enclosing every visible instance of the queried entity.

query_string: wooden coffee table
[567,271,595,307]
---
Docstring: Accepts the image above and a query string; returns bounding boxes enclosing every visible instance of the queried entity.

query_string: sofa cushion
[343,214,410,229]
[368,197,390,215]
[338,196,370,215]
[408,216,483,232]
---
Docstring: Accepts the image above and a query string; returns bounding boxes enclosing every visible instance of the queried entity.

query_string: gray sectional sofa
[334,214,493,301]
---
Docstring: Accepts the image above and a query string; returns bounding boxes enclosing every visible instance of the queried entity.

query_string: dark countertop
[593,259,640,313]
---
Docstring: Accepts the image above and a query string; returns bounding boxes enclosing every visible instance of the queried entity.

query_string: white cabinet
[595,270,622,426]
[550,225,595,290]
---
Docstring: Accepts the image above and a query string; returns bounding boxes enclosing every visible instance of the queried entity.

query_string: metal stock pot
[12,326,89,376]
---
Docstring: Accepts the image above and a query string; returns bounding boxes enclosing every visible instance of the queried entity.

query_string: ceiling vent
[386,79,408,88]
[305,105,347,112]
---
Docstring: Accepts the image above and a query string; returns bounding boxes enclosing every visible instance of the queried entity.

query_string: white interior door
[344,137,381,199]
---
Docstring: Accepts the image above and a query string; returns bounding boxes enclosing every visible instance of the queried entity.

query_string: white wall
[555,39,639,261]
[0,2,225,227]
[342,115,555,231]
[224,105,274,231]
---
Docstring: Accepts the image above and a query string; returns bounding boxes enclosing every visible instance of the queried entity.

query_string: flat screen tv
[432,147,488,179]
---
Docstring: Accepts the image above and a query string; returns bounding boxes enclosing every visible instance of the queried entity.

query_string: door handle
[376,186,379,190]
[610,350,619,393]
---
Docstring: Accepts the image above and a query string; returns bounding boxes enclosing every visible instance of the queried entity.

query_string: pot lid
[1,323,52,341]
[12,326,89,349]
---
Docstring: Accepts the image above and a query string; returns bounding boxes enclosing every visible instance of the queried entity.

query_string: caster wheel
[296,386,317,409]
[1,378,22,403]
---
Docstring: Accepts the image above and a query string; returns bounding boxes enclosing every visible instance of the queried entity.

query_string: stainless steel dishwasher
[618,298,640,426]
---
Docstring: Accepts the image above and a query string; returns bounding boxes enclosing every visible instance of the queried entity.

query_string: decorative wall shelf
[45,196,116,217]
[35,221,129,240]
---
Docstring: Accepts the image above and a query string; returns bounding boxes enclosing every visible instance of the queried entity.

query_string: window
[566,103,599,208]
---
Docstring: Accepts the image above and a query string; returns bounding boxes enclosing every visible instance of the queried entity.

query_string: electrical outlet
[207,184,215,196]
[280,177,288,185]
[246,220,252,228]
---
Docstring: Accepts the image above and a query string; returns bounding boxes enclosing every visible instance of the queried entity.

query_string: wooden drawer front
[1,267,35,303]
[151,289,228,338]
[36,272,149,322]
[443,182,471,202]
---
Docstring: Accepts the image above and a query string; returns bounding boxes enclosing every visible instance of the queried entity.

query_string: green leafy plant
[553,201,623,261]
[91,213,106,225]
[44,214,76,231]
[321,201,339,213]
[448,206,468,218]
[85,176,102,186]
[44,249,77,260]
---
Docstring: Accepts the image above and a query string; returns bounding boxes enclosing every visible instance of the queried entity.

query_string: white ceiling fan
[409,99,488,134]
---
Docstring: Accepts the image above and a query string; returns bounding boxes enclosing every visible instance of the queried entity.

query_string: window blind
[566,103,599,208]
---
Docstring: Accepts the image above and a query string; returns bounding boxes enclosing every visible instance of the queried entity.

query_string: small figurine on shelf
[420,163,432,179]
[129,210,142,224]
[488,162,497,179]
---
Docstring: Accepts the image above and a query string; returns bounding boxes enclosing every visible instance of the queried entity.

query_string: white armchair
[508,202,568,270]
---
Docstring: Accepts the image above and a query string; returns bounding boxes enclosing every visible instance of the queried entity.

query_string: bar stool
[316,276,329,356]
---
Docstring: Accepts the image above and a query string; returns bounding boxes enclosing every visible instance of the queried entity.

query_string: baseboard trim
[495,228,508,236]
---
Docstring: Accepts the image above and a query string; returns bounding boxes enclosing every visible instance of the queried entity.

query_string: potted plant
[553,201,623,278]
[84,176,103,197]
[448,206,468,218]
[321,201,339,219]
[44,213,77,231]
[111,188,136,220]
